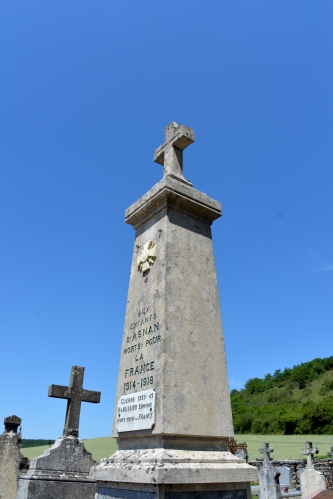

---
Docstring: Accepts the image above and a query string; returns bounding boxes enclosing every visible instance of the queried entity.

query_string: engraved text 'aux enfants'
[122,306,161,392]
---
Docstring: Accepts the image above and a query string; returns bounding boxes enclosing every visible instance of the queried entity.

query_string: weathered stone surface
[300,442,327,498]
[0,431,23,499]
[300,469,327,499]
[303,491,333,498]
[258,465,282,499]
[302,442,319,469]
[48,365,101,438]
[91,123,257,498]
[16,437,97,499]
[276,466,291,486]
[256,442,282,499]
[112,181,231,441]
[154,121,195,183]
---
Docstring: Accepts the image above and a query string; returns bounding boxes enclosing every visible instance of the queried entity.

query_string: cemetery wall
[248,459,333,488]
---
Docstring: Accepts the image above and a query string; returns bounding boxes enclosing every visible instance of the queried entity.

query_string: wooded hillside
[231,356,333,434]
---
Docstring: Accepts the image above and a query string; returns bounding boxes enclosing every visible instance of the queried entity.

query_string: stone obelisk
[91,122,257,498]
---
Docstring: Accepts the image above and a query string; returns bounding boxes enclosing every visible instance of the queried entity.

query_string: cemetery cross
[48,365,101,438]
[259,441,274,467]
[301,441,319,469]
[154,121,194,180]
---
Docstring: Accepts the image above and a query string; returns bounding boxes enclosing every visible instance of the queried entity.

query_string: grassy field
[236,434,332,461]
[21,434,332,463]
[21,436,118,463]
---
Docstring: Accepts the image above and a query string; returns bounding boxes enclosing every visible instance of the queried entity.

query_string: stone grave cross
[328,446,333,459]
[154,121,195,181]
[259,441,274,467]
[48,365,101,438]
[301,441,319,469]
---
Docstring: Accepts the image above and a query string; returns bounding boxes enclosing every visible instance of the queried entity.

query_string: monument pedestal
[93,439,253,498]
[91,123,257,498]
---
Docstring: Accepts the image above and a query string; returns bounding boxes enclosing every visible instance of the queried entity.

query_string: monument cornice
[125,176,222,229]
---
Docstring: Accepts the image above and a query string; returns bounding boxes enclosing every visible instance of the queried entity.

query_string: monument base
[98,482,251,499]
[90,440,258,499]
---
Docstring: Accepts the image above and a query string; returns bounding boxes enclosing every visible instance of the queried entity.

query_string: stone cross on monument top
[48,366,101,438]
[301,441,319,469]
[259,441,274,467]
[154,121,194,184]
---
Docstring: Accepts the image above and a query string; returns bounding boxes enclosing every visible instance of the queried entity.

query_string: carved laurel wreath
[137,240,157,274]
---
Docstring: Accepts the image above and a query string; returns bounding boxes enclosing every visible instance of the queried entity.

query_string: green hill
[21,434,332,462]
[231,356,333,435]
[21,436,118,463]
[21,439,55,449]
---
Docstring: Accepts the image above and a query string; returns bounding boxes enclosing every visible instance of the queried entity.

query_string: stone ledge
[90,448,258,485]
[18,469,95,483]
[125,176,222,229]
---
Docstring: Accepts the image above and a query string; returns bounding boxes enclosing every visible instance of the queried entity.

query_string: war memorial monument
[90,122,258,498]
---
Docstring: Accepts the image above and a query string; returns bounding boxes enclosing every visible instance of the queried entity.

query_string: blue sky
[1,1,332,440]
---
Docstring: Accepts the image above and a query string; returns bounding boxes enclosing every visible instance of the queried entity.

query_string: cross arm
[81,389,101,404]
[48,384,70,399]
[301,447,319,455]
[154,124,195,166]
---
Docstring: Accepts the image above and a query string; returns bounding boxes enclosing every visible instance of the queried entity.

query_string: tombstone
[0,415,24,499]
[276,467,291,488]
[235,448,248,461]
[300,442,326,499]
[90,122,258,498]
[16,366,101,499]
[302,491,333,498]
[257,442,282,499]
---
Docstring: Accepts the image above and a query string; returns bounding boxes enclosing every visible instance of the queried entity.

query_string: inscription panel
[99,489,155,499]
[99,490,246,499]
[116,389,155,432]
[165,492,247,499]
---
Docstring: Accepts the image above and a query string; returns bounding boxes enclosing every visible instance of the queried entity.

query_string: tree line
[231,356,333,435]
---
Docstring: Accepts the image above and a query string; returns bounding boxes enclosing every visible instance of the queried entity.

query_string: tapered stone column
[91,122,257,499]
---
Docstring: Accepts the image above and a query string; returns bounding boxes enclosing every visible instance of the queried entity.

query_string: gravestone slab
[300,442,327,498]
[0,428,24,499]
[257,442,282,499]
[235,448,248,460]
[90,123,257,498]
[277,467,291,487]
[16,366,101,499]
[303,491,333,499]
[300,470,326,499]
[16,437,97,499]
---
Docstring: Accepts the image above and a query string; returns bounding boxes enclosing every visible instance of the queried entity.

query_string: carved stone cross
[301,441,318,469]
[48,366,101,438]
[259,441,274,467]
[154,122,194,183]
[327,446,333,459]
